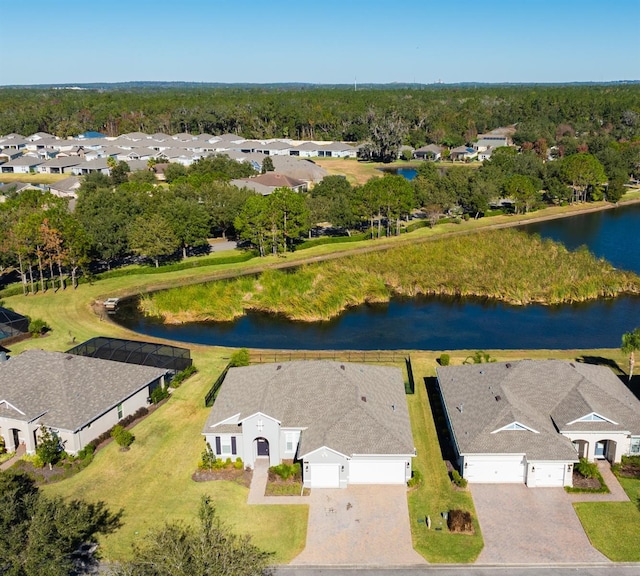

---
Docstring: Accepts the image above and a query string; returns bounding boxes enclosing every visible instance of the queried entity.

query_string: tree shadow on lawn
[424,377,457,468]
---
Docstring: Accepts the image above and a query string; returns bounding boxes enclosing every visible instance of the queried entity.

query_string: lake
[114,203,640,350]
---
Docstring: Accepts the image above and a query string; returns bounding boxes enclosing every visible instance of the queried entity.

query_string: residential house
[436,360,640,487]
[231,172,308,195]
[413,144,443,161]
[0,349,167,455]
[202,361,415,488]
[48,176,81,199]
[449,146,478,162]
[39,156,82,174]
[0,156,44,174]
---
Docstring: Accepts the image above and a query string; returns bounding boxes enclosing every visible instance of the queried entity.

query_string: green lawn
[406,357,483,563]
[43,350,308,563]
[573,474,640,561]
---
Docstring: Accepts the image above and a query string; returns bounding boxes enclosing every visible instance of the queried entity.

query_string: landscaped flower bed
[266,462,309,496]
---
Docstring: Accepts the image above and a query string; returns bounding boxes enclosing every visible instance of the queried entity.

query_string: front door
[257,438,269,457]
[595,441,606,459]
[12,429,19,450]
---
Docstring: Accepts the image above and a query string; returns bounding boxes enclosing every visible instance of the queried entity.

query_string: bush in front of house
[269,462,301,481]
[576,457,599,479]
[111,425,134,449]
[199,444,216,471]
[407,469,423,488]
[234,457,244,470]
[229,348,250,367]
[439,353,450,366]
[151,384,169,404]
[451,469,468,488]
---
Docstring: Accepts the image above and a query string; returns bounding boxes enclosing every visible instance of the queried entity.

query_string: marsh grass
[144,229,640,323]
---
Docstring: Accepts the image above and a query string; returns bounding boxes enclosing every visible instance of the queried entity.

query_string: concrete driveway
[291,485,426,566]
[471,484,609,564]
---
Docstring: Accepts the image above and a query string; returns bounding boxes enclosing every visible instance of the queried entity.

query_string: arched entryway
[254,437,269,458]
[594,439,617,462]
[572,440,588,459]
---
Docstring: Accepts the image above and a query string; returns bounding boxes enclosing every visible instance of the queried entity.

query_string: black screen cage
[66,337,192,373]
[0,307,29,340]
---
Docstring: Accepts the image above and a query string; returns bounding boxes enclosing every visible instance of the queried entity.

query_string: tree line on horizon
[1,85,639,147]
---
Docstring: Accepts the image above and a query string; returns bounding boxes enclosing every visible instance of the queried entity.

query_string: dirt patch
[447,509,475,534]
[572,470,602,490]
[618,463,640,479]
[192,467,252,488]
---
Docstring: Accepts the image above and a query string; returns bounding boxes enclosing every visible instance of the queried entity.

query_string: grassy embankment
[141,229,640,323]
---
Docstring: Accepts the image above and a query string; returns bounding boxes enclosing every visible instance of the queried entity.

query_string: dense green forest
[1,85,639,145]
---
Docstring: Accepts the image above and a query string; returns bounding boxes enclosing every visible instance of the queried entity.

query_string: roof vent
[361,396,367,402]
[276,365,282,370]
[505,363,512,369]
[392,404,396,411]
[495,395,501,402]
[570,362,575,368]
[65,355,74,360]
[457,403,464,413]
[340,364,345,370]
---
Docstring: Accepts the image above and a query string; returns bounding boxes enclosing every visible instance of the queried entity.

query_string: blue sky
[1,0,639,85]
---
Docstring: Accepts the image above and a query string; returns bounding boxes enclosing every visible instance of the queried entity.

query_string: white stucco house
[436,360,640,488]
[202,361,416,488]
[0,349,167,455]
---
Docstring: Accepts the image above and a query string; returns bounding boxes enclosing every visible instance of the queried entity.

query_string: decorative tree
[36,426,64,470]
[622,327,640,382]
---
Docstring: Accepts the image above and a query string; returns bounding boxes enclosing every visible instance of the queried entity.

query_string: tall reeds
[141,230,640,323]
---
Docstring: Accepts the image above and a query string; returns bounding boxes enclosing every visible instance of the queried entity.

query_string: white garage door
[349,460,406,485]
[532,463,565,487]
[464,456,526,483]
[309,463,340,488]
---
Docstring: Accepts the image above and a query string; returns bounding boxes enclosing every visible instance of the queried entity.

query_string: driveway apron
[471,484,609,564]
[291,485,426,566]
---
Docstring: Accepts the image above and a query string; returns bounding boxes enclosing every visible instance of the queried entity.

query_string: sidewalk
[0,444,25,472]
[567,460,630,502]
[247,459,309,505]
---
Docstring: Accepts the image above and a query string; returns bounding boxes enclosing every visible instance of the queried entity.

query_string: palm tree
[621,328,640,382]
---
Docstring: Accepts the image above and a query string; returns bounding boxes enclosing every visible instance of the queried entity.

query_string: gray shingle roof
[0,349,166,431]
[203,361,414,457]
[436,360,640,461]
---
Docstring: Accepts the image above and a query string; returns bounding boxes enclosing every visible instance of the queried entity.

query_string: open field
[0,173,67,185]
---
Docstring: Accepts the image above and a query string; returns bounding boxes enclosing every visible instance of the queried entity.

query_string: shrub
[576,457,599,479]
[447,509,473,533]
[171,365,197,387]
[28,318,50,337]
[229,348,250,367]
[199,444,216,471]
[451,469,468,488]
[407,469,423,488]
[269,462,301,481]
[77,444,95,461]
[0,436,5,454]
[439,353,450,366]
[111,425,134,448]
[151,385,169,404]
[234,457,244,470]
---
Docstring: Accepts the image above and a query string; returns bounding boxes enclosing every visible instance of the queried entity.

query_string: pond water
[114,203,640,350]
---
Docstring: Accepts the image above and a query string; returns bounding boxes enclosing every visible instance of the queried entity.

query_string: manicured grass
[406,356,483,563]
[42,350,308,563]
[573,500,640,561]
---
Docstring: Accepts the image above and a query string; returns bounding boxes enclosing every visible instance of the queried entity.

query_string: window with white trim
[631,437,640,455]
[220,437,232,455]
[117,404,123,420]
[285,433,296,453]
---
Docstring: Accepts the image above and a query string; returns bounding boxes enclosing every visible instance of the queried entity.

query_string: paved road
[276,565,640,576]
